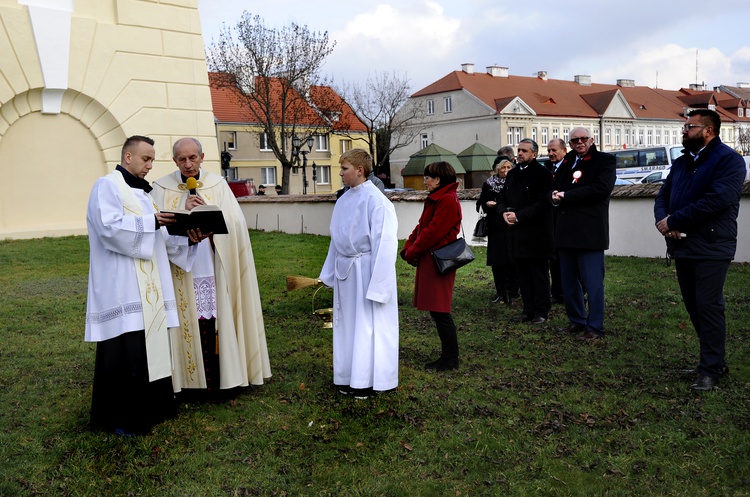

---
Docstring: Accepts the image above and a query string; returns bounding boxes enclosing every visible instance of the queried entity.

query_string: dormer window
[739,108,745,117]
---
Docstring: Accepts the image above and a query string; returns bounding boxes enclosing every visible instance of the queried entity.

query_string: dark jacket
[500,159,554,259]
[477,179,511,266]
[654,137,745,260]
[552,145,616,250]
[402,182,462,312]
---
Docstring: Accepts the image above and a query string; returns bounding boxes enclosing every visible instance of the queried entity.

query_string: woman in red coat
[401,162,462,371]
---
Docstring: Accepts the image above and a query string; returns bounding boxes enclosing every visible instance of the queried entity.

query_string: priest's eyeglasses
[682,124,706,131]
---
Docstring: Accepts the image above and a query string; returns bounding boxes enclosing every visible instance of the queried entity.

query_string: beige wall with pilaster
[0,0,218,239]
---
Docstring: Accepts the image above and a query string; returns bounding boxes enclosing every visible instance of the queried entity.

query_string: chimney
[461,63,474,74]
[574,74,591,86]
[617,79,635,88]
[537,71,548,81]
[487,65,509,78]
[689,83,707,91]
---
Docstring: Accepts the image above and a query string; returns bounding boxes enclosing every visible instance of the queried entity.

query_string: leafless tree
[205,12,338,193]
[339,72,426,181]
[736,125,750,155]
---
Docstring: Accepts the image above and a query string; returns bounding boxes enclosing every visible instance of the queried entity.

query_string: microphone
[186,176,197,195]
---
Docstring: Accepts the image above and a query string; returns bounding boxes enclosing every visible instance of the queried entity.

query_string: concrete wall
[238,192,750,263]
[0,0,218,239]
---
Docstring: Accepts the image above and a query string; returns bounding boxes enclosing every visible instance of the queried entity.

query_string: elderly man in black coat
[551,127,616,341]
[500,139,554,324]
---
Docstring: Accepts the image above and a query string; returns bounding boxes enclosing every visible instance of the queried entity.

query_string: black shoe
[352,387,374,399]
[510,314,531,323]
[680,365,729,376]
[492,295,502,304]
[530,316,546,324]
[577,330,604,341]
[337,384,354,396]
[690,375,718,391]
[425,357,459,371]
[556,323,585,333]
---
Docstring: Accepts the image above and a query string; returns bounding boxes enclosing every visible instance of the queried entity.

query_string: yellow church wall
[0,0,218,239]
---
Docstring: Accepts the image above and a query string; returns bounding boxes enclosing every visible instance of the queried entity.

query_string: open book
[161,204,229,236]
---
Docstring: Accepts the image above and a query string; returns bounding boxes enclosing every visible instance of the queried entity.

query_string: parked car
[639,169,670,184]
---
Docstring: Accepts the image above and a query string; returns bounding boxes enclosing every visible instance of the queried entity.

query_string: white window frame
[259,132,271,151]
[261,166,276,185]
[420,134,429,149]
[315,134,329,151]
[444,96,452,113]
[541,128,548,144]
[340,139,352,154]
[427,99,435,115]
[225,131,237,150]
[316,165,331,185]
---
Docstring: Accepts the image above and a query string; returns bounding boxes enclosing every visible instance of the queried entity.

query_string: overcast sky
[197,0,750,94]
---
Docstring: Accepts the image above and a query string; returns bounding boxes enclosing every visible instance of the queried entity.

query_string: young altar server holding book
[319,149,399,399]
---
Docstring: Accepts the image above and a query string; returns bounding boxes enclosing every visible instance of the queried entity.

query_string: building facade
[390,64,750,187]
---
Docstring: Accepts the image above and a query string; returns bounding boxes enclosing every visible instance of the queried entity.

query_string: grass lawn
[0,231,749,496]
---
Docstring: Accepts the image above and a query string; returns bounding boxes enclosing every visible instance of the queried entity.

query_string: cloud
[592,44,741,90]
[326,1,463,87]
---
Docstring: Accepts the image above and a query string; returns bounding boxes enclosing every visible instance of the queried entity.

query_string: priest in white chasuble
[319,149,399,399]
[85,135,203,436]
[152,137,271,400]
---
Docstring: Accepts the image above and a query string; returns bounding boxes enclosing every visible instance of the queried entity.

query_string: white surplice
[319,181,399,391]
[85,171,194,379]
[152,170,271,391]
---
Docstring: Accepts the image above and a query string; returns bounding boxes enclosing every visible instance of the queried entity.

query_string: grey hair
[519,138,538,154]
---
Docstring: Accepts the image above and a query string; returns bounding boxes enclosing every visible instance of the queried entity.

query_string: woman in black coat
[476,157,518,303]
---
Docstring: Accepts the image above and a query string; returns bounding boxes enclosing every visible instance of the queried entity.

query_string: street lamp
[292,135,314,194]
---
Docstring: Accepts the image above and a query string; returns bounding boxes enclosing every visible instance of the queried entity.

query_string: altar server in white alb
[152,137,271,400]
[85,135,205,436]
[319,148,399,399]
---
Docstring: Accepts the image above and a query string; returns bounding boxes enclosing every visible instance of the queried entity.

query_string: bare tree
[206,12,338,193]
[339,72,426,182]
[736,125,750,155]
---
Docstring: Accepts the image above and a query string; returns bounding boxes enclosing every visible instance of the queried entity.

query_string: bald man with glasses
[550,128,616,341]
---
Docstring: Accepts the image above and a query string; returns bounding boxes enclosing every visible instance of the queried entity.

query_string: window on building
[317,165,331,185]
[672,129,678,144]
[340,139,352,154]
[605,128,611,146]
[225,131,236,150]
[427,99,435,115]
[625,129,630,147]
[563,128,570,142]
[638,129,645,146]
[542,128,548,144]
[593,128,599,146]
[615,128,621,146]
[420,134,429,149]
[552,128,559,140]
[316,134,329,151]
[507,127,522,145]
[655,129,661,145]
[259,132,271,151]
[444,96,452,113]
[261,167,276,185]
[647,129,653,146]
[739,108,744,117]
[532,128,537,142]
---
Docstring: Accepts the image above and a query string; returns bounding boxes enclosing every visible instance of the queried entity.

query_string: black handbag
[431,230,475,274]
[473,215,487,238]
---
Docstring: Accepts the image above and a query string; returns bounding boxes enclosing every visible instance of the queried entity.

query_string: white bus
[611,146,684,182]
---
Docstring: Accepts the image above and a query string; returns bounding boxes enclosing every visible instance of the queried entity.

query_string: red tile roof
[413,70,750,124]
[208,72,366,132]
